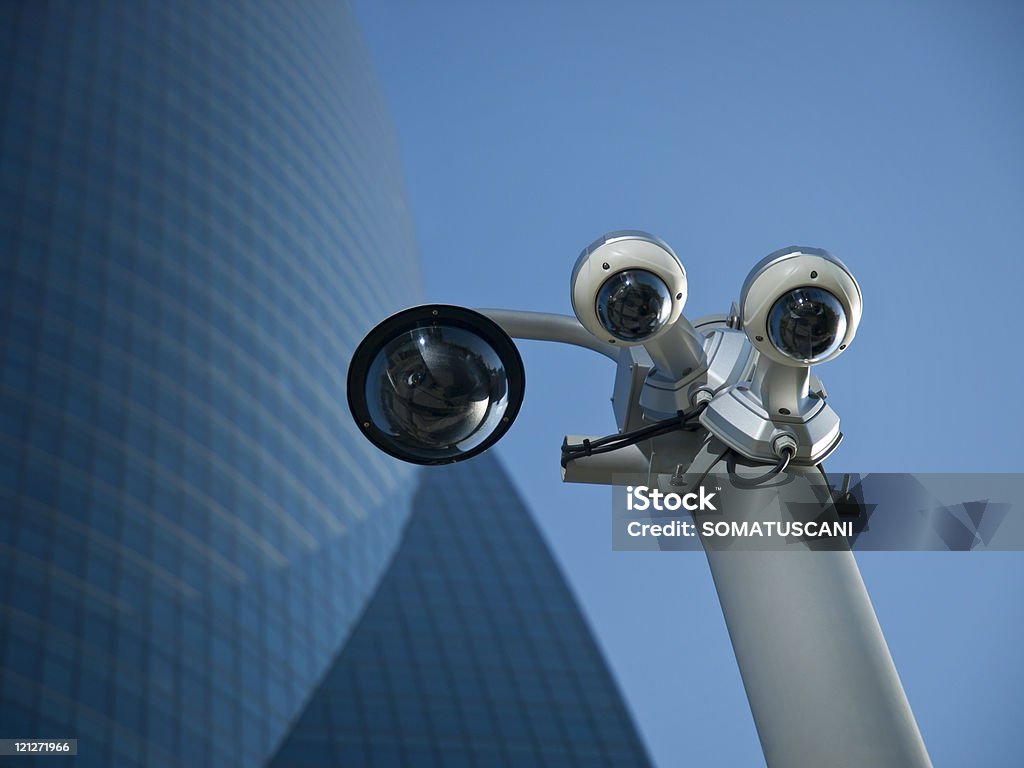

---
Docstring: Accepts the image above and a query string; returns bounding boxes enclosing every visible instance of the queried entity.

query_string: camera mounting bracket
[700,381,842,465]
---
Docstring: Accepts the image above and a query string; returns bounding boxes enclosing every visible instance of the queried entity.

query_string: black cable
[561,420,678,465]
[563,421,683,462]
[723,446,795,487]
[774,447,794,475]
[577,408,701,450]
[560,404,707,468]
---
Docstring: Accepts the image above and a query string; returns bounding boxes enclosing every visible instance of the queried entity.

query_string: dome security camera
[347,305,526,465]
[571,232,707,406]
[741,247,862,367]
[700,247,862,465]
[571,231,688,346]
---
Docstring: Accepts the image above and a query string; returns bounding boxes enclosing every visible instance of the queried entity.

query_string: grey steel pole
[689,444,932,768]
[481,309,930,765]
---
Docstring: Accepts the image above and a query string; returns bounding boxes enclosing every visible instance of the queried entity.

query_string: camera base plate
[699,384,843,465]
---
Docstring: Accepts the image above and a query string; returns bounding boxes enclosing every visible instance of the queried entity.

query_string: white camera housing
[741,247,862,366]
[701,247,862,465]
[571,231,688,345]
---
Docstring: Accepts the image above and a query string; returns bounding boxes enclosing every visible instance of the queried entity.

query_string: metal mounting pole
[685,439,932,768]
[479,308,931,766]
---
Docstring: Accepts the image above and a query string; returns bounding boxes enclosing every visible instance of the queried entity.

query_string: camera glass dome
[348,306,525,464]
[595,269,673,342]
[767,287,847,363]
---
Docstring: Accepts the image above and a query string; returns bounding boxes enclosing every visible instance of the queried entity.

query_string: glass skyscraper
[270,453,652,767]
[0,2,650,766]
[2,2,420,765]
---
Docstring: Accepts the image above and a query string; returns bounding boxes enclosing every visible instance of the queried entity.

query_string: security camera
[701,247,862,465]
[742,247,861,420]
[570,231,707,398]
[571,231,688,345]
[741,246,862,368]
[347,305,526,465]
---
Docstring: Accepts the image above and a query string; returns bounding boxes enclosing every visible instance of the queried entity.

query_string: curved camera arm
[479,308,707,384]
[477,309,620,361]
[641,315,707,384]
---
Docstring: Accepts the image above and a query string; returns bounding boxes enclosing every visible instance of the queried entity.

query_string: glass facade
[1,1,420,766]
[1,2,653,767]
[270,453,653,768]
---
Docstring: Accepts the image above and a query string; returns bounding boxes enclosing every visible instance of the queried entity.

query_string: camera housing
[571,231,688,346]
[347,305,525,465]
[701,247,862,465]
[741,247,862,367]
[571,231,708,415]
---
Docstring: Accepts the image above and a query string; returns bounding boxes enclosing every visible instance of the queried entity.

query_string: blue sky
[350,1,1024,763]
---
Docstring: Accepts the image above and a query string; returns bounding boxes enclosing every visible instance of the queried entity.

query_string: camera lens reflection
[365,325,510,459]
[767,287,847,363]
[595,269,672,342]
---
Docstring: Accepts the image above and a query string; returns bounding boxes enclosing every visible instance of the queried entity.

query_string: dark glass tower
[1,2,652,767]
[1,2,420,766]
[270,452,653,768]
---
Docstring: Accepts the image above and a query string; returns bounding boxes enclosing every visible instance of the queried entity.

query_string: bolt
[691,389,713,407]
[772,433,798,459]
[670,464,687,486]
